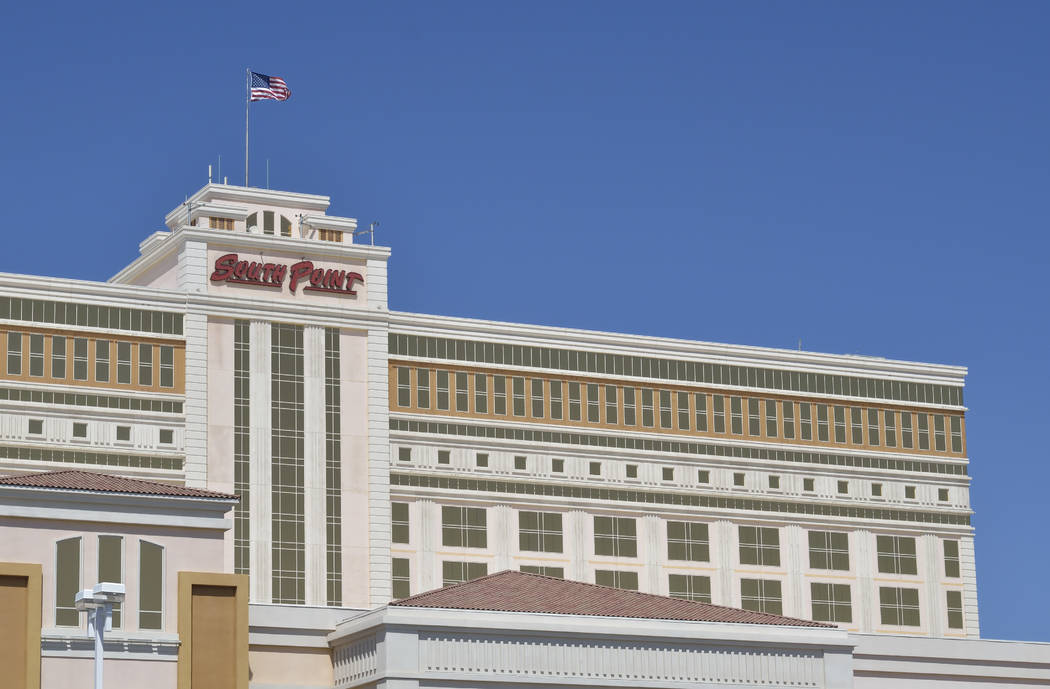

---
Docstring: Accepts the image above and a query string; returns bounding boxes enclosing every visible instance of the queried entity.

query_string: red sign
[209,253,364,296]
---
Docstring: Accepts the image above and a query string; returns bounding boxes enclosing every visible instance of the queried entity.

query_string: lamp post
[75,582,126,689]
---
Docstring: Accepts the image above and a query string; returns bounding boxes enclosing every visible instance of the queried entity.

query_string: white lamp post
[75,582,126,689]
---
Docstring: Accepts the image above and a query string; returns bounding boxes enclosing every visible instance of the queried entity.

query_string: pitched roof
[0,470,236,500]
[391,570,833,628]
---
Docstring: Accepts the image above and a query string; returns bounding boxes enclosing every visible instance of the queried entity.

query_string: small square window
[72,422,87,438]
[626,464,638,479]
[837,480,848,494]
[476,453,489,468]
[905,485,916,499]
[514,455,527,471]
[589,461,601,476]
[438,450,451,464]
[552,458,564,473]
[28,419,43,435]
[398,447,412,462]
[116,426,131,441]
[662,467,674,482]
[159,429,174,445]
[733,472,745,487]
[938,488,949,502]
[872,483,882,497]
[803,478,815,492]
[768,475,780,489]
[698,470,710,483]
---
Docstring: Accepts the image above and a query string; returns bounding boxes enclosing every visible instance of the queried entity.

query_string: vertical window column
[271,323,305,604]
[324,328,342,606]
[233,321,250,576]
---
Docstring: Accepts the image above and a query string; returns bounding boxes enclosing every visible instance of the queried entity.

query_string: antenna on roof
[266,159,270,189]
[217,155,222,185]
[208,165,212,184]
[353,221,378,246]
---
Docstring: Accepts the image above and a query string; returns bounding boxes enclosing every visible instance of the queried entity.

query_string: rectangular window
[606,385,619,424]
[734,472,745,487]
[950,416,963,453]
[698,469,710,483]
[392,502,409,543]
[797,403,812,441]
[594,516,637,557]
[589,461,601,475]
[437,371,450,410]
[116,342,131,384]
[877,535,918,575]
[879,586,920,626]
[901,412,914,448]
[739,526,780,567]
[768,475,780,489]
[441,506,487,548]
[677,391,690,430]
[392,558,410,599]
[568,382,581,421]
[939,487,949,502]
[416,369,430,408]
[694,393,708,431]
[834,406,847,443]
[867,408,880,446]
[933,415,946,452]
[884,411,897,447]
[808,531,849,570]
[595,569,638,591]
[850,407,863,444]
[398,447,411,463]
[641,388,654,427]
[744,398,760,436]
[837,480,849,494]
[521,565,564,578]
[6,332,21,375]
[587,383,600,423]
[551,458,564,473]
[729,396,743,434]
[811,582,852,623]
[947,590,964,629]
[476,452,488,468]
[519,511,563,553]
[94,340,110,382]
[29,333,44,377]
[905,485,916,499]
[765,399,777,437]
[669,574,711,603]
[51,335,67,379]
[803,477,815,491]
[917,414,930,450]
[514,455,527,470]
[73,338,88,381]
[623,387,636,426]
[817,404,829,442]
[713,395,725,433]
[549,380,562,419]
[137,343,152,386]
[944,540,960,578]
[455,372,469,412]
[139,541,163,629]
[442,561,487,586]
[73,422,87,438]
[116,425,130,441]
[667,521,709,561]
[98,535,123,628]
[741,578,782,615]
[475,374,488,414]
[438,450,450,464]
[872,483,883,497]
[55,537,81,626]
[623,464,636,478]
[530,378,543,418]
[493,375,506,415]
[512,377,526,416]
[782,401,795,439]
[662,466,674,481]
[659,390,673,429]
[396,367,410,407]
[159,345,174,388]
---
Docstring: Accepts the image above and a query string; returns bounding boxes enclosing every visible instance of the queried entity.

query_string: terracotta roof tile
[391,570,833,628]
[0,470,236,500]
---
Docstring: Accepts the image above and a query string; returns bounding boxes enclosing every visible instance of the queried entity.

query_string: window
[139,541,164,629]
[398,447,411,462]
[884,411,896,447]
[765,399,777,437]
[729,396,743,434]
[475,374,488,414]
[677,391,690,430]
[116,342,132,384]
[879,586,920,626]
[209,216,235,230]
[28,419,43,434]
[392,503,409,543]
[781,401,795,439]
[551,458,564,473]
[392,558,410,598]
[416,369,430,408]
[694,393,707,431]
[817,404,829,442]
[739,526,780,566]
[938,488,949,502]
[669,574,711,603]
[116,425,131,441]
[833,406,846,443]
[950,417,963,453]
[437,371,450,410]
[748,399,761,436]
[733,472,745,487]
[622,387,636,426]
[55,537,82,626]
[568,382,581,421]
[837,480,848,494]
[660,390,673,429]
[626,464,638,478]
[521,565,564,578]
[318,229,343,242]
[531,379,544,418]
[877,535,917,575]
[94,340,110,382]
[594,516,637,557]
[595,569,638,591]
[803,477,815,492]
[98,535,123,628]
[811,582,852,623]
[519,511,563,552]
[589,461,601,476]
[934,415,946,452]
[263,211,274,234]
[442,561,487,586]
[6,332,21,375]
[438,450,450,464]
[586,384,600,423]
[850,407,863,444]
[905,485,916,499]
[741,578,782,615]
[396,367,410,406]
[872,483,883,497]
[667,521,709,561]
[917,413,930,450]
[697,470,710,483]
[493,375,506,415]
[712,395,725,433]
[947,590,964,629]
[944,540,960,578]
[441,506,487,548]
[867,409,880,446]
[549,380,562,419]
[280,216,292,237]
[799,403,812,440]
[808,531,849,570]
[138,343,152,386]
[455,372,469,412]
[768,475,780,489]
[901,412,913,448]
[159,346,174,388]
[641,389,654,427]
[514,455,527,471]
[606,386,618,424]
[661,466,674,481]
[52,336,67,379]
[29,333,44,376]
[73,422,87,438]
[476,453,488,468]
[159,429,174,444]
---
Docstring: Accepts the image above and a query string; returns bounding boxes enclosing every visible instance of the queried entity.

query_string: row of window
[396,448,954,503]
[0,444,183,471]
[0,296,183,335]
[23,418,175,445]
[388,334,964,406]
[394,367,965,455]
[392,503,962,577]
[390,559,964,629]
[0,385,183,414]
[3,332,177,390]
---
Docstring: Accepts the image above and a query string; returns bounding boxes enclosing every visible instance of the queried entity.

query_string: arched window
[55,537,82,626]
[139,540,164,630]
[98,535,123,628]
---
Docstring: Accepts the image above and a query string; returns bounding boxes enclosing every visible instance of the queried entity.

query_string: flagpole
[245,68,250,187]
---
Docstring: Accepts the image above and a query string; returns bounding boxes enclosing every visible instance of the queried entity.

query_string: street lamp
[75,582,126,689]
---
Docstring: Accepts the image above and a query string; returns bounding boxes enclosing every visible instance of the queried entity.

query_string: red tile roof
[391,570,833,628]
[0,470,236,500]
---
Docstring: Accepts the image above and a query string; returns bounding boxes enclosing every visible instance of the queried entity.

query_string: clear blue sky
[2,1,1048,640]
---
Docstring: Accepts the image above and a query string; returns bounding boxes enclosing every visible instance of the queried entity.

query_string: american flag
[250,72,291,102]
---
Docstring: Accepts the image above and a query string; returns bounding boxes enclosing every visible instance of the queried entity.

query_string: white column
[923,534,943,637]
[492,504,513,572]
[182,312,209,488]
[367,326,393,606]
[642,514,661,594]
[856,530,874,632]
[249,320,272,603]
[567,509,589,582]
[303,326,327,605]
[715,519,734,606]
[961,535,980,637]
[784,523,806,619]
[418,499,437,591]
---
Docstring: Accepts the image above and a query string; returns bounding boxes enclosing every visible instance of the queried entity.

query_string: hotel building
[0,182,1044,689]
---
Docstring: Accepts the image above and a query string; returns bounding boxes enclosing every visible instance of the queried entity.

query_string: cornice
[163,183,331,227]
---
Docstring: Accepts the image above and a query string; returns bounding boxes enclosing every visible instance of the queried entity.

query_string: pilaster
[249,320,273,603]
[302,325,327,605]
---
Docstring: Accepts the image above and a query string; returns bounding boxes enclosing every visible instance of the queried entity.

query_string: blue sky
[2,2,1048,640]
